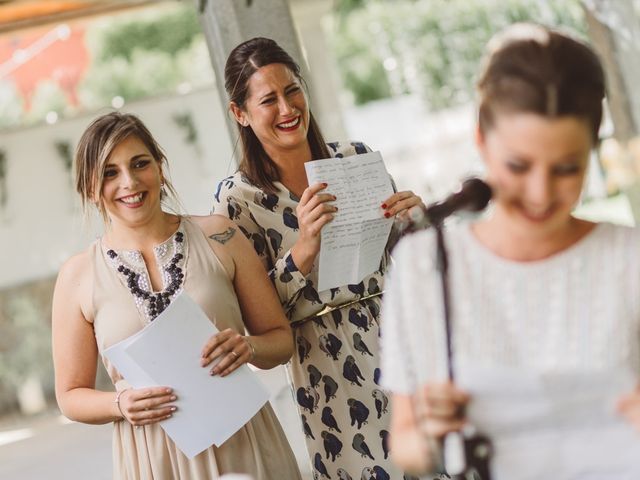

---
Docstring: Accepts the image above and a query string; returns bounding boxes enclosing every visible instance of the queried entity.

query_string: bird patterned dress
[212,142,412,480]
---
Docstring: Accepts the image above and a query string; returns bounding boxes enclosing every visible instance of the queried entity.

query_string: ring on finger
[230,350,239,360]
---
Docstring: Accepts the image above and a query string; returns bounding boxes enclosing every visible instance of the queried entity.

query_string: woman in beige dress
[52,112,301,479]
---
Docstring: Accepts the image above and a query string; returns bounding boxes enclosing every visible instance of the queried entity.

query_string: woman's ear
[475,125,485,150]
[475,125,489,162]
[230,102,248,127]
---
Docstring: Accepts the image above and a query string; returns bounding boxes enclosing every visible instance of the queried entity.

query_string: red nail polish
[322,182,328,187]
[381,203,387,209]
[384,212,390,218]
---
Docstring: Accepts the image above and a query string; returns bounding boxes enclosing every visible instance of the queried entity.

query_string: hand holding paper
[116,386,177,427]
[304,151,394,291]
[290,182,337,275]
[104,293,270,458]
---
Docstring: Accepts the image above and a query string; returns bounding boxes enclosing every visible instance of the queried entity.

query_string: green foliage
[0,81,24,129]
[79,4,209,108]
[27,80,69,122]
[95,7,201,62]
[0,295,52,390]
[330,0,586,108]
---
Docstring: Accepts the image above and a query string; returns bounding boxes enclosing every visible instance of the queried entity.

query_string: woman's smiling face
[99,135,164,227]
[478,112,593,239]
[232,63,310,158]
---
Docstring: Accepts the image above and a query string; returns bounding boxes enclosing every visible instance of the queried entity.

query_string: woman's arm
[53,253,120,424]
[52,253,176,426]
[211,186,311,317]
[195,215,294,374]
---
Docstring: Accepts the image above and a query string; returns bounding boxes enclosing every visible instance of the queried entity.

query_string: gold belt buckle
[291,291,383,328]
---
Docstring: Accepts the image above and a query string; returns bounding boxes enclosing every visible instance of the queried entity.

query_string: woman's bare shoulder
[188,214,236,238]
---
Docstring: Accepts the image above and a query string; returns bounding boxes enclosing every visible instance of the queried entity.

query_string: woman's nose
[527,172,553,206]
[121,170,139,189]
[277,96,294,115]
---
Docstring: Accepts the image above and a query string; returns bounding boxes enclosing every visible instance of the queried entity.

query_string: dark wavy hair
[224,37,330,193]
[477,24,605,143]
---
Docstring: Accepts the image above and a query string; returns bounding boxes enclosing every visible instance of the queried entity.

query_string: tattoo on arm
[209,227,236,244]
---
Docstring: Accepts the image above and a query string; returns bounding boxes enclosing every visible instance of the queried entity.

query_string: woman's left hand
[617,386,640,430]
[201,328,253,377]
[382,190,424,221]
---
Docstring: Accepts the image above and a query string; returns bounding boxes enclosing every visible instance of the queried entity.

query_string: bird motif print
[322,375,339,403]
[322,430,343,461]
[343,355,365,386]
[266,228,283,253]
[321,406,342,433]
[297,335,312,364]
[210,141,402,479]
[283,206,299,230]
[372,389,388,419]
[352,433,375,460]
[320,334,343,361]
[303,281,322,304]
[314,315,329,329]
[331,309,343,328]
[302,414,315,440]
[227,197,242,220]
[348,308,369,332]
[314,452,331,479]
[379,430,389,459]
[297,387,317,414]
[347,398,370,429]
[372,465,390,480]
[367,277,380,295]
[337,469,353,480]
[347,281,365,297]
[353,333,373,356]
[361,467,375,480]
[308,364,322,388]
[254,190,279,211]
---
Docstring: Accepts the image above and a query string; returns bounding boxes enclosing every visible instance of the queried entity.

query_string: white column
[197,0,346,162]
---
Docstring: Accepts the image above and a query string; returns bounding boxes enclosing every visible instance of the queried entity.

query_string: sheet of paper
[104,293,269,458]
[456,365,640,479]
[305,151,394,291]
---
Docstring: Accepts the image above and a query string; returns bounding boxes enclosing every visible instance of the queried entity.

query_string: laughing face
[99,135,164,227]
[478,112,593,239]
[232,63,310,158]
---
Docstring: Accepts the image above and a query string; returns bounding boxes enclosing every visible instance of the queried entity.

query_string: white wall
[0,87,235,289]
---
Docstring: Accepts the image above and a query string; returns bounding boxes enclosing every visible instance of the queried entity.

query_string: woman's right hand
[117,387,177,426]
[291,182,337,275]
[414,381,470,439]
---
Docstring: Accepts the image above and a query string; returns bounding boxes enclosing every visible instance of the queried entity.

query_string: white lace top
[381,222,640,394]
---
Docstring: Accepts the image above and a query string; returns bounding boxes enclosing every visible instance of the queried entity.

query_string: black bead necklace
[106,230,185,320]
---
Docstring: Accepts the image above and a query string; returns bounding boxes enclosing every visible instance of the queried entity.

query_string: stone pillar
[582,0,640,222]
[197,0,346,165]
[290,0,347,140]
[583,0,640,142]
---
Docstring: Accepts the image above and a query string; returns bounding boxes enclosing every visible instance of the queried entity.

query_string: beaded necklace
[104,226,186,323]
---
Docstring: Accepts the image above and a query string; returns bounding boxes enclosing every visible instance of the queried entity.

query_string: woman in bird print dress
[211,37,426,479]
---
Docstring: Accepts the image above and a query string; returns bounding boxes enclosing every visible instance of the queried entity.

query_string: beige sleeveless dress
[88,217,301,480]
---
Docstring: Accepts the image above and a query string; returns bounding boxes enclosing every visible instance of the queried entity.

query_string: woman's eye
[261,98,275,105]
[506,162,528,174]
[287,87,301,95]
[103,169,117,178]
[134,160,150,169]
[553,164,581,176]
